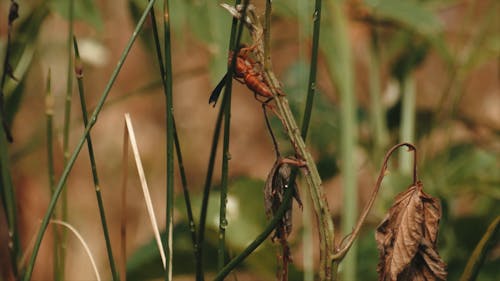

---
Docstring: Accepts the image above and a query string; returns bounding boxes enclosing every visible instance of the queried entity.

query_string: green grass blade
[21,1,157,279]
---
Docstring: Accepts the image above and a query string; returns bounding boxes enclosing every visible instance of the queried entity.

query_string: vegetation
[0,0,498,280]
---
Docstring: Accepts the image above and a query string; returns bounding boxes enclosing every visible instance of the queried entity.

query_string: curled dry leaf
[376,181,447,281]
[264,157,303,281]
[264,157,303,242]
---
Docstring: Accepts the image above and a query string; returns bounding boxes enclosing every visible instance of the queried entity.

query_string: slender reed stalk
[44,69,59,280]
[0,2,20,277]
[22,2,157,279]
[120,126,128,281]
[0,110,18,278]
[196,94,226,281]
[162,1,175,279]
[59,0,74,278]
[147,6,198,262]
[73,38,120,281]
[301,0,326,278]
[218,0,249,270]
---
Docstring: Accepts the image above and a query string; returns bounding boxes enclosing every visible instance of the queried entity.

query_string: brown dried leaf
[376,181,447,281]
[264,158,301,240]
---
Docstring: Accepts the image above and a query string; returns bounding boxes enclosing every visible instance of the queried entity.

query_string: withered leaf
[264,158,302,241]
[376,181,447,281]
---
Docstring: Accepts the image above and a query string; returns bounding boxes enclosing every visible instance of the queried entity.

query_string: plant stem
[45,68,59,280]
[0,111,18,278]
[148,3,198,270]
[213,177,297,281]
[0,2,20,278]
[399,75,416,174]
[218,0,249,270]
[73,38,120,281]
[59,0,74,278]
[459,216,500,281]
[22,2,157,279]
[162,0,175,280]
[368,29,389,159]
[332,143,417,261]
[262,1,335,279]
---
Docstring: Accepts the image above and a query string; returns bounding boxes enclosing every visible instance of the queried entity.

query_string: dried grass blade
[124,113,166,269]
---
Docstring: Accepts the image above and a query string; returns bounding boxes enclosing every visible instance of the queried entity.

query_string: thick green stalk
[58,0,74,278]
[322,1,357,280]
[399,76,416,173]
[163,0,175,280]
[73,38,120,281]
[21,2,156,279]
[296,0,314,279]
[368,30,389,158]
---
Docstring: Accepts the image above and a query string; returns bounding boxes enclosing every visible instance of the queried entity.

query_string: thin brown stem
[332,142,417,261]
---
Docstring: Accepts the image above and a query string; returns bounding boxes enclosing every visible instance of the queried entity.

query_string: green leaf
[363,0,443,35]
[50,0,103,31]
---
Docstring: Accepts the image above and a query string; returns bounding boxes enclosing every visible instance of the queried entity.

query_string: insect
[209,45,274,107]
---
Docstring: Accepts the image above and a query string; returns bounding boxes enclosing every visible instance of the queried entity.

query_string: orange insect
[209,45,274,106]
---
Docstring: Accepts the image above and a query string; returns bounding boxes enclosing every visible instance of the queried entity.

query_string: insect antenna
[208,73,228,107]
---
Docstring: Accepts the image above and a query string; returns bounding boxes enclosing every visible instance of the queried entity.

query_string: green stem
[320,2,357,279]
[73,38,120,281]
[263,1,335,280]
[213,177,296,281]
[218,0,249,270]
[0,112,18,278]
[0,1,21,278]
[399,75,416,174]
[196,94,226,281]
[368,29,389,158]
[148,4,198,269]
[59,0,74,278]
[22,2,157,279]
[163,0,175,280]
[45,69,59,280]
[459,216,500,281]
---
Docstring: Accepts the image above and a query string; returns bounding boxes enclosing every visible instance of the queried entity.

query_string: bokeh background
[0,0,499,280]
